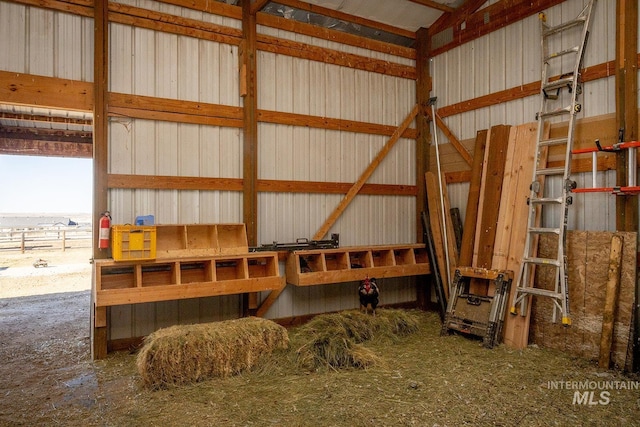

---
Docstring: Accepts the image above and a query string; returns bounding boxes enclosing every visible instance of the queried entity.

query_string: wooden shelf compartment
[285,244,431,286]
[94,252,282,307]
[154,223,248,258]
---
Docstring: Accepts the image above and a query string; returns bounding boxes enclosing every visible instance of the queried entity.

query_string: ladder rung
[543,16,586,37]
[530,196,563,205]
[542,76,575,92]
[523,257,561,267]
[544,46,580,61]
[515,286,563,299]
[528,227,560,235]
[539,137,568,147]
[538,106,572,118]
[536,167,566,176]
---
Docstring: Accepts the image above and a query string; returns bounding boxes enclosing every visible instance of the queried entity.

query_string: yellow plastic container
[112,225,157,261]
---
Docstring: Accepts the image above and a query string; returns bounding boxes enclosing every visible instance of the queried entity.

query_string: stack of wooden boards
[431,123,544,348]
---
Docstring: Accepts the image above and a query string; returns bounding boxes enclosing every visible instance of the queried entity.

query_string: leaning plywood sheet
[501,122,549,349]
[530,231,637,369]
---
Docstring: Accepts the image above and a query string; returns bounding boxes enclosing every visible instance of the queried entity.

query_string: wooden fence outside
[0,227,92,253]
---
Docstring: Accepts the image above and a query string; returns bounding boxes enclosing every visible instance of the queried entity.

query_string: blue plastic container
[135,215,155,226]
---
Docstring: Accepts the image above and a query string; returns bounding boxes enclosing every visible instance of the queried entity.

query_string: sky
[0,155,93,214]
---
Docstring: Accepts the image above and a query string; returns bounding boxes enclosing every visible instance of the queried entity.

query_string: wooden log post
[599,235,624,369]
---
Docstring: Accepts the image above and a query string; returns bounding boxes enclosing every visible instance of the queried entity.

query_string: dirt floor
[1,247,639,426]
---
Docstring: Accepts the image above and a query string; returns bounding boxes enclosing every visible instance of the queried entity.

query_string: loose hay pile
[136,316,289,389]
[294,309,420,370]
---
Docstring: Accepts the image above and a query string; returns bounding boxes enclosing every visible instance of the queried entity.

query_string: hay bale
[294,309,420,370]
[137,317,289,389]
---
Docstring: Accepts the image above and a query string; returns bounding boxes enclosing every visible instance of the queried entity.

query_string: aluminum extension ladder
[510,1,596,326]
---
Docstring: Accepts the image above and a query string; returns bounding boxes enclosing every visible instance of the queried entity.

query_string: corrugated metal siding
[105,4,419,329]
[438,0,619,232]
[255,26,418,317]
[107,4,246,332]
[257,26,416,245]
[434,0,615,141]
[0,1,92,79]
[109,15,243,225]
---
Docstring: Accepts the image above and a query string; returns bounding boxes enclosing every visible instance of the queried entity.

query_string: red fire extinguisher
[98,211,111,249]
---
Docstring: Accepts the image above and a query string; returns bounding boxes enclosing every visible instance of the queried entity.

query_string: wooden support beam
[92,0,109,361]
[426,108,473,167]
[256,281,287,318]
[2,0,93,17]
[94,0,109,257]
[256,35,416,80]
[107,174,416,196]
[0,138,92,158]
[429,0,486,35]
[110,2,242,46]
[415,27,431,244]
[438,60,618,119]
[241,2,258,247]
[0,70,92,111]
[250,0,270,15]
[257,109,417,138]
[313,104,419,241]
[615,0,639,232]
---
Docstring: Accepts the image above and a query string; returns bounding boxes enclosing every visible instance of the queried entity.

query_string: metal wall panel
[0,2,91,79]
[110,23,240,105]
[434,0,616,142]
[108,6,244,225]
[256,25,416,248]
[434,0,619,233]
[107,120,244,225]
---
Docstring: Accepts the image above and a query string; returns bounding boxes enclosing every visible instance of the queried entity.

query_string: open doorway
[0,155,93,298]
[0,104,94,299]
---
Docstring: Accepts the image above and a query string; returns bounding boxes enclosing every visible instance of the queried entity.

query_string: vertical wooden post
[615,0,638,232]
[615,0,639,373]
[415,27,432,309]
[599,235,623,369]
[92,0,110,360]
[415,27,431,243]
[242,1,259,316]
[241,2,258,247]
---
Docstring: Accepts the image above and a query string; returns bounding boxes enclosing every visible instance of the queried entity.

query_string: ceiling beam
[0,126,92,141]
[274,0,415,40]
[428,0,486,35]
[408,0,455,13]
[250,0,270,15]
[0,112,92,126]
[0,134,92,158]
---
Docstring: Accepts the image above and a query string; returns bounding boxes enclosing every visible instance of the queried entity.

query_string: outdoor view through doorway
[0,154,93,298]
